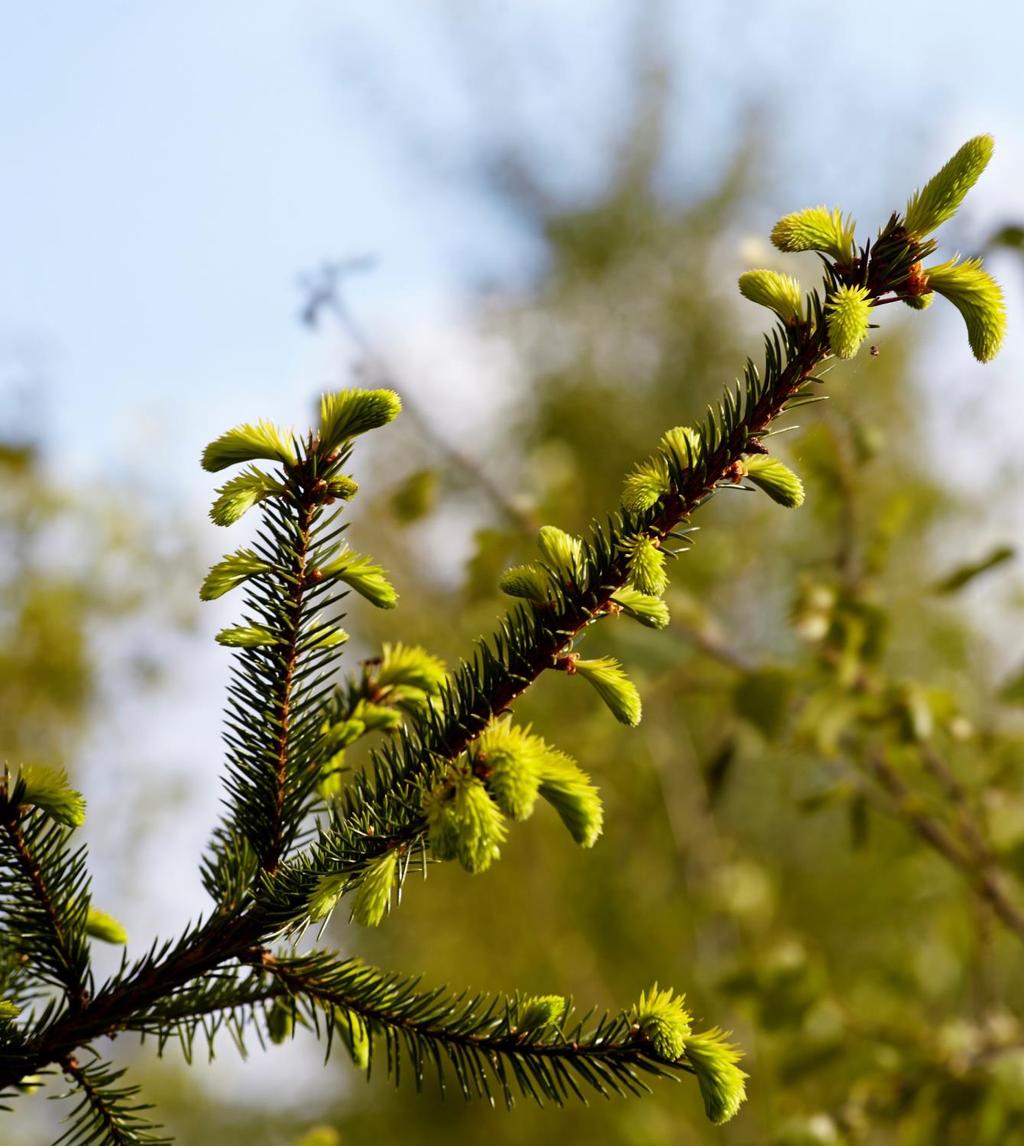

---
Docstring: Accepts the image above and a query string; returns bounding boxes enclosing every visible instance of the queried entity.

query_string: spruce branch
[0,799,91,1012]
[258,953,694,1107]
[201,399,400,897]
[116,964,277,1063]
[302,142,1006,925]
[270,216,936,926]
[56,1053,169,1146]
[0,913,275,1093]
[262,492,316,874]
[0,136,1008,1139]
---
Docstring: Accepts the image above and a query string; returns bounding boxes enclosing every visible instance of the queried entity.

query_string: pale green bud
[451,777,506,873]
[621,456,672,514]
[514,995,567,1035]
[215,625,282,649]
[683,1027,748,1125]
[903,292,934,311]
[376,643,448,695]
[86,906,128,945]
[317,752,346,801]
[202,419,297,472]
[904,134,994,238]
[610,587,671,630]
[200,549,272,601]
[659,426,702,472]
[473,720,544,821]
[536,525,586,584]
[423,775,506,873]
[567,656,642,726]
[209,467,287,526]
[423,784,461,862]
[320,549,398,609]
[308,874,346,922]
[623,535,668,596]
[498,564,555,606]
[327,474,360,500]
[319,388,402,454]
[16,764,86,828]
[0,999,20,1023]
[350,850,398,928]
[825,284,872,359]
[630,984,692,1061]
[321,719,366,753]
[770,207,855,263]
[537,752,603,847]
[488,760,542,825]
[743,455,805,508]
[738,269,804,323]
[351,702,402,733]
[924,255,1007,362]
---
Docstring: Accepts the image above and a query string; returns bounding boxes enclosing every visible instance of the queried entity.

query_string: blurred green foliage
[0,439,188,770]
[0,441,94,767]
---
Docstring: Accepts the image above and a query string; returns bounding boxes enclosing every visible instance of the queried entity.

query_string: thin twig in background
[868,749,1024,944]
[299,259,538,533]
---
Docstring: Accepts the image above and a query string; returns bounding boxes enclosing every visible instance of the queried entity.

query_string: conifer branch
[0,135,1008,1139]
[0,915,264,1091]
[201,423,388,898]
[272,222,925,920]
[0,806,91,1011]
[116,965,276,1063]
[57,1053,169,1146]
[258,953,689,1106]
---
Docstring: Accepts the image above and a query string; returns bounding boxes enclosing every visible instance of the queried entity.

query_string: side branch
[263,954,684,1106]
[419,326,828,769]
[0,811,89,1012]
[293,318,836,897]
[0,311,844,1086]
[0,914,261,1092]
[0,219,927,1094]
[58,1053,169,1146]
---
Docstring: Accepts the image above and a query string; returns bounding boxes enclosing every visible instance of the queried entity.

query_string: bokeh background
[4,2,1024,1143]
